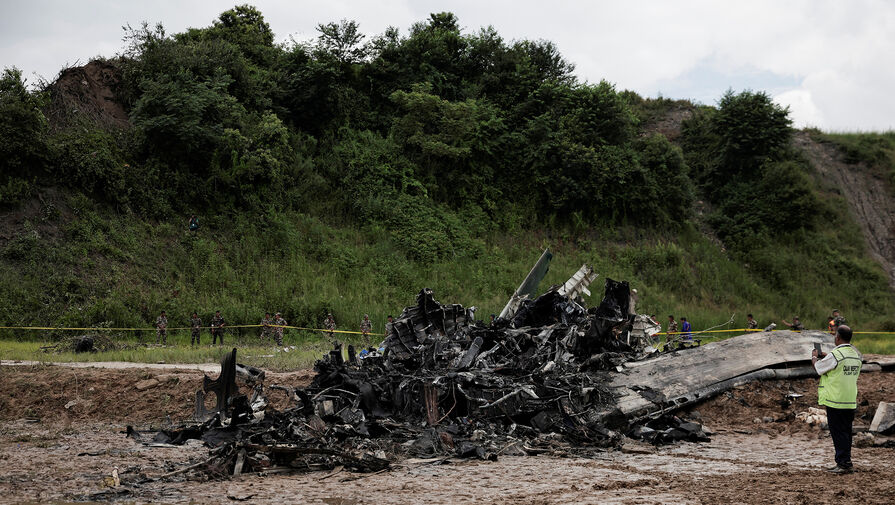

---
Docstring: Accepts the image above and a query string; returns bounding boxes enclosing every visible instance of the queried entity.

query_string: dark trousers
[212,329,223,345]
[825,406,855,468]
[191,331,200,345]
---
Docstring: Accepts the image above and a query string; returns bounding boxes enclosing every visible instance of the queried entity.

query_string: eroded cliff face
[45,60,129,131]
[794,131,895,288]
[640,102,895,290]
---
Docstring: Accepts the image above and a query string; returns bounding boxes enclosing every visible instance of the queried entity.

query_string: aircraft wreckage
[129,249,887,478]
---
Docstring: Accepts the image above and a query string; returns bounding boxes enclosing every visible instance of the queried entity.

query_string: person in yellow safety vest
[812,325,861,474]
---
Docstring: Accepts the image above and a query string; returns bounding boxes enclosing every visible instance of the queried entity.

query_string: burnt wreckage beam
[607,330,837,421]
[197,348,238,421]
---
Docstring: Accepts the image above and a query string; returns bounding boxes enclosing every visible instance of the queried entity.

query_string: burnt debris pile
[148,279,707,478]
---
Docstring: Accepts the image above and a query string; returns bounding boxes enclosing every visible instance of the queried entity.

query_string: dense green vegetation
[813,131,895,190]
[1,5,894,354]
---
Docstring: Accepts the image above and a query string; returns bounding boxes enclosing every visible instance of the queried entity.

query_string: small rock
[854,432,875,448]
[64,398,92,410]
[762,416,774,423]
[753,418,762,424]
[870,402,895,434]
[135,379,159,391]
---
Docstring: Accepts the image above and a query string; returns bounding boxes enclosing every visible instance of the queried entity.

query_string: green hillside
[1,5,893,352]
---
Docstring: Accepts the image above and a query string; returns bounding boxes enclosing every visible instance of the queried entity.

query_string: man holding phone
[812,325,861,474]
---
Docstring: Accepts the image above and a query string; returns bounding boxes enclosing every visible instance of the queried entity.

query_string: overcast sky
[1,0,893,131]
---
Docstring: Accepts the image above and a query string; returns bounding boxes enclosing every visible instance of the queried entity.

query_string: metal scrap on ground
[134,260,713,478]
[129,255,890,479]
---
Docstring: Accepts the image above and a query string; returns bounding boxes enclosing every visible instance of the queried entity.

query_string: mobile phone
[813,343,822,356]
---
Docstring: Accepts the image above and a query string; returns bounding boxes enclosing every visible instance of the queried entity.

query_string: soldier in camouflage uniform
[832,309,847,332]
[782,316,804,331]
[156,311,168,345]
[190,312,202,346]
[260,312,273,342]
[665,315,678,347]
[746,314,759,330]
[211,311,226,345]
[324,313,336,340]
[273,312,286,346]
[360,314,372,347]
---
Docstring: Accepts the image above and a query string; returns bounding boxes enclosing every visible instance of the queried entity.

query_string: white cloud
[774,88,824,129]
[1,0,894,130]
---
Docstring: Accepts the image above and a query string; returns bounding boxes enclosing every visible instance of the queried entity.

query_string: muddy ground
[0,364,893,504]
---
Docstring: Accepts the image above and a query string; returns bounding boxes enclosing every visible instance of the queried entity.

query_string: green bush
[0,177,34,208]
[0,68,49,202]
[1,224,40,261]
[50,128,129,202]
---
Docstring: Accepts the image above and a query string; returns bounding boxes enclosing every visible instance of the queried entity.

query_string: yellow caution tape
[1,325,892,337]
[0,325,384,336]
[656,328,895,336]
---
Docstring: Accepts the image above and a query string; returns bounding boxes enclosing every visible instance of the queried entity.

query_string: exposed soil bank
[0,364,893,504]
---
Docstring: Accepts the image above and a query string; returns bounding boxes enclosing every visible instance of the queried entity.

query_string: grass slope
[1,184,894,359]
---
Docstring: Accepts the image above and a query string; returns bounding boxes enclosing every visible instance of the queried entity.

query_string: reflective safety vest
[818,344,861,409]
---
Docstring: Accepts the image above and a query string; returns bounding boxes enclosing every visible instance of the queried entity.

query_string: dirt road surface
[1,364,893,504]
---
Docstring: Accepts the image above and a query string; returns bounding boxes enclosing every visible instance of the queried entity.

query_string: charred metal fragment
[140,260,744,479]
[498,247,553,320]
[197,348,238,421]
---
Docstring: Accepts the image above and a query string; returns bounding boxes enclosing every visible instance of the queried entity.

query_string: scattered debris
[142,264,719,480]
[74,336,94,353]
[101,467,120,488]
[498,247,554,320]
[64,398,92,410]
[127,257,859,481]
[41,334,127,354]
[134,379,159,391]
[870,402,895,434]
[796,407,828,427]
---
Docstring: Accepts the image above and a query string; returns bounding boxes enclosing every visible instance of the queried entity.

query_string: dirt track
[0,364,893,504]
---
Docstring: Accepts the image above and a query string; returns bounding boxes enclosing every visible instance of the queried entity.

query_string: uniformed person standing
[211,311,226,345]
[812,325,861,474]
[746,314,759,330]
[665,315,678,347]
[832,309,847,332]
[260,312,273,342]
[190,312,202,346]
[324,313,336,338]
[360,314,372,346]
[273,312,286,346]
[155,310,168,345]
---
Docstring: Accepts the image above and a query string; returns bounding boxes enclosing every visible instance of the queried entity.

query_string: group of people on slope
[777,309,847,333]
[155,310,226,346]
[154,310,392,347]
